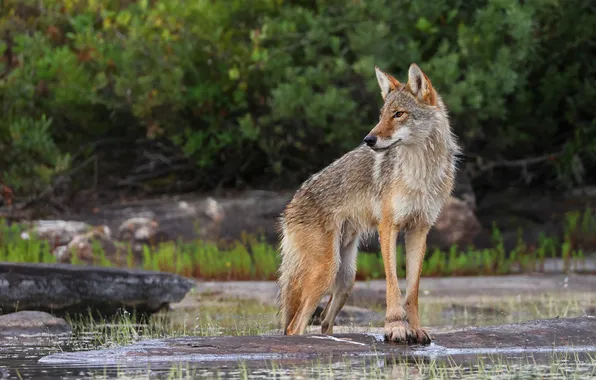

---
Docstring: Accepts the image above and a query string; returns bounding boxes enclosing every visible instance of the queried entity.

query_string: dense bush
[1,0,594,198]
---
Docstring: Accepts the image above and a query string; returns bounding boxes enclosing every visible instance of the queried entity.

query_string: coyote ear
[407,63,437,106]
[375,66,401,101]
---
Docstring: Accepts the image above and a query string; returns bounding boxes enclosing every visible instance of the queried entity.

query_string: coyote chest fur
[278,63,460,345]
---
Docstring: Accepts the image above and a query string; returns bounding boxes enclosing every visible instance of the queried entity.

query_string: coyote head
[364,63,443,150]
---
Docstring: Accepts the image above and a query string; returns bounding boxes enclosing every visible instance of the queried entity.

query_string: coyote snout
[363,135,377,147]
[363,134,404,150]
[277,63,460,346]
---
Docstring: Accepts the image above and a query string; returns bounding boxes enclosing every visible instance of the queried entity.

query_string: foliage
[2,208,594,280]
[0,0,595,196]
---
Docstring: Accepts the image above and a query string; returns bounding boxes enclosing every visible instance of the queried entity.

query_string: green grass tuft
[1,207,595,281]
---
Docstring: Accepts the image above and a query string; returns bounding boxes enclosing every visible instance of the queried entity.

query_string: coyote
[277,63,460,344]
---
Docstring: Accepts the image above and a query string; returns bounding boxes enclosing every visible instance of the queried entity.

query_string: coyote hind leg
[320,233,359,335]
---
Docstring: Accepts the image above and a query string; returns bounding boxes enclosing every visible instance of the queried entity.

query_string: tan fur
[277,63,460,344]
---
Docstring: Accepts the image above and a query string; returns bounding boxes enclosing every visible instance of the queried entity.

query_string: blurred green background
[1,0,594,199]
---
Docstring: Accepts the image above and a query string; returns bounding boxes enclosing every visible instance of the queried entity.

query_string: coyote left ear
[407,63,437,106]
[375,66,401,101]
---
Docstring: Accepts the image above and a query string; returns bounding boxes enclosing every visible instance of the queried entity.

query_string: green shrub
[1,0,594,196]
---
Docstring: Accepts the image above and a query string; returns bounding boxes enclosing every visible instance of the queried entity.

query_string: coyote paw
[384,321,431,345]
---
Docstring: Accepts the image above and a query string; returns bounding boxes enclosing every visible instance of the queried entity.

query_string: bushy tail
[276,219,301,334]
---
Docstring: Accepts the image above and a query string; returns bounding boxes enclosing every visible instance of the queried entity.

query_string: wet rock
[38,317,596,366]
[19,220,96,248]
[433,316,596,349]
[0,311,71,337]
[40,334,380,366]
[0,263,196,317]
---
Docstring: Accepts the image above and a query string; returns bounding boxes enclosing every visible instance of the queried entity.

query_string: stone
[19,220,97,248]
[0,263,196,317]
[52,226,125,265]
[117,217,160,242]
[59,191,293,247]
[38,317,596,366]
[428,196,483,249]
[0,311,71,337]
[116,217,168,258]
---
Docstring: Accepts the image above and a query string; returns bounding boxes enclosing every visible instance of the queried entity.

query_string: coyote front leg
[404,225,432,345]
[378,219,408,343]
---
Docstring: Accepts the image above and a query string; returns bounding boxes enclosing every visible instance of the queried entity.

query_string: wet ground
[40,317,596,363]
[4,318,596,379]
[1,274,595,379]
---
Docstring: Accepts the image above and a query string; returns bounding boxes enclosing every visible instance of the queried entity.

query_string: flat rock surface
[0,263,196,316]
[0,311,71,337]
[39,317,596,366]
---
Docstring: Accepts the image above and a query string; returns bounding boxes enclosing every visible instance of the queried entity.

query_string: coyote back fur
[277,63,460,344]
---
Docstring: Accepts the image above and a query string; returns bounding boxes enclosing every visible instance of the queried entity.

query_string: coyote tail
[276,218,301,334]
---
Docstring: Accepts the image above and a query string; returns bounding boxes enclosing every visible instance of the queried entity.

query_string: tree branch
[467,152,561,183]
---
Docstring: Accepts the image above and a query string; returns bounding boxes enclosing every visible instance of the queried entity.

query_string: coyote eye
[393,111,405,118]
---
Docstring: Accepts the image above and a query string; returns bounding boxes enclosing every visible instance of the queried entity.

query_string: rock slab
[39,317,596,366]
[0,311,71,337]
[0,263,196,316]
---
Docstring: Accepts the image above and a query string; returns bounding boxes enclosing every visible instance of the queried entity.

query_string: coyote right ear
[375,66,401,101]
[407,63,437,106]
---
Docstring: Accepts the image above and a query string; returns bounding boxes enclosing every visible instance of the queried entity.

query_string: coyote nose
[363,135,377,147]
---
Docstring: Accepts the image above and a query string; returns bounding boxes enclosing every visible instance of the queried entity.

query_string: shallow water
[3,337,596,380]
[2,291,595,379]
